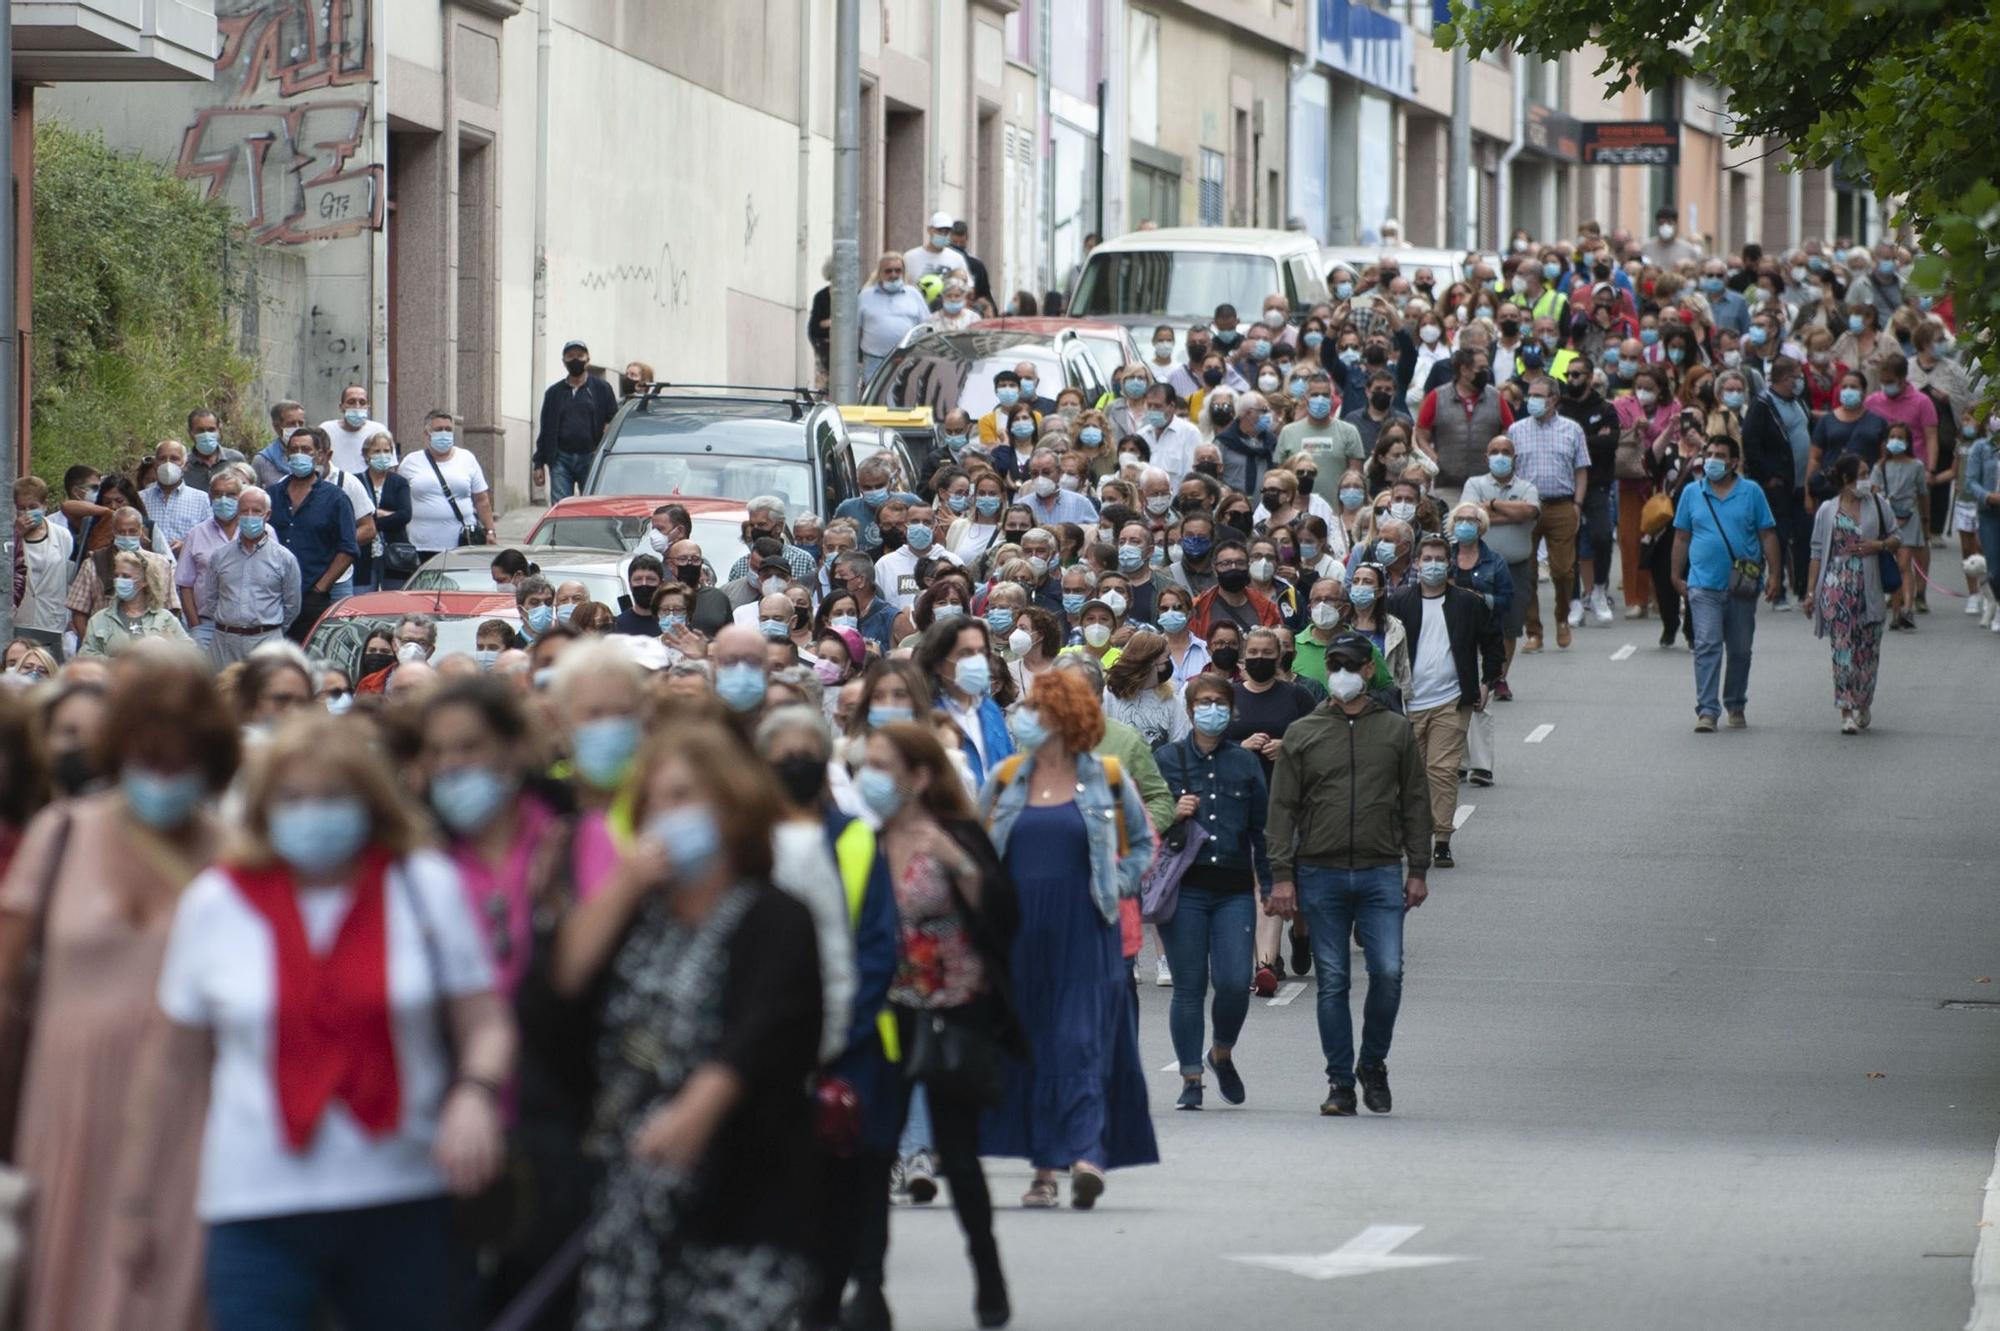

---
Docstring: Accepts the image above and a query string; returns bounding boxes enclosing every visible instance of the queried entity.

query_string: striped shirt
[1505,411,1590,500]
[140,482,215,546]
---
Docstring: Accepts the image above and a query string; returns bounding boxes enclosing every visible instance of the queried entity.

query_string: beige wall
[1149,4,1294,229]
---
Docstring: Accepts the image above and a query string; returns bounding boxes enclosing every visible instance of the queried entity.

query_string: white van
[1069,228,1332,338]
[1320,244,1490,289]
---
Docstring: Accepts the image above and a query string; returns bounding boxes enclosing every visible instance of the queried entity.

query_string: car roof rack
[634,381,821,420]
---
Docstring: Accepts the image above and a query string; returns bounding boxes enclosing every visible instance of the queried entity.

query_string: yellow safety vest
[834,819,900,1063]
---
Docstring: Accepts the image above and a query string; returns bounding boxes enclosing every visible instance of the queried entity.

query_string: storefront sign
[1578,121,1681,167]
[1314,0,1414,101]
[1525,105,1583,162]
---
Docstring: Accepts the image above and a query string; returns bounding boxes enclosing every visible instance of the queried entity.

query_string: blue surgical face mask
[862,488,889,507]
[368,452,394,472]
[1348,584,1377,609]
[286,452,316,477]
[1704,458,1729,483]
[985,607,1015,635]
[1158,609,1189,635]
[1303,331,1325,349]
[906,524,934,552]
[856,766,905,819]
[659,612,687,632]
[1702,277,1724,294]
[1603,348,1620,368]
[1667,347,1685,365]
[995,387,1020,407]
[944,433,970,451]
[1746,325,1768,346]
[1079,426,1104,447]
[1123,377,1149,397]
[1338,487,1366,510]
[1375,539,1397,564]
[270,797,371,876]
[1117,544,1145,573]
[1009,419,1035,440]
[474,648,499,670]
[1640,328,1659,345]
[112,576,139,601]
[1308,394,1333,419]
[715,661,767,712]
[1839,387,1863,409]
[525,603,554,634]
[571,715,641,789]
[947,492,970,513]
[1489,455,1514,479]
[1179,535,1210,561]
[868,704,913,728]
[1018,378,1038,398]
[758,617,790,640]
[555,602,578,625]
[211,496,238,523]
[114,534,143,554]
[431,766,513,834]
[1192,702,1232,737]
[1453,521,1480,546]
[1886,436,1909,455]
[1250,339,1272,359]
[1299,542,1320,563]
[1008,707,1048,751]
[646,804,722,883]
[1722,391,1746,411]
[1543,262,1562,280]
[954,654,991,697]
[238,513,266,539]
[344,408,368,429]
[1418,559,1448,586]
[193,431,221,455]
[1335,282,1354,300]
[1847,314,1865,333]
[975,494,1002,517]
[1062,592,1088,615]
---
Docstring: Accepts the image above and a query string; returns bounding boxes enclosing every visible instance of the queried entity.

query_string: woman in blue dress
[979,669,1157,1210]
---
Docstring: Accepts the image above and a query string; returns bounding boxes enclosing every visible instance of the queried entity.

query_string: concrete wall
[1149,3,1294,230]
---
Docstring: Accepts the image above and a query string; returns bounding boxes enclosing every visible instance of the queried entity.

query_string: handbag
[425,449,488,548]
[1699,485,1765,601]
[1614,423,1648,481]
[363,472,421,575]
[1139,818,1209,925]
[901,1005,1004,1107]
[1640,491,1676,537]
[1871,496,1903,592]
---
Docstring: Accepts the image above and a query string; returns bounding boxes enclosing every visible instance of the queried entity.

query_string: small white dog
[1964,554,1993,626]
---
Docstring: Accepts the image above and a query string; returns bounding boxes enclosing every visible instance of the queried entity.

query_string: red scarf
[230,848,402,1152]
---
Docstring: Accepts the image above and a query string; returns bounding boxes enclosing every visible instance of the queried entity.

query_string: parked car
[585,384,858,518]
[974,317,1143,388]
[306,590,521,676]
[525,495,750,581]
[862,326,1113,421]
[1068,227,1332,340]
[840,405,934,493]
[1319,244,1491,289]
[407,545,636,608]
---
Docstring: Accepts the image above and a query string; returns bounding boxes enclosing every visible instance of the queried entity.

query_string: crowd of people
[0,211,1988,1331]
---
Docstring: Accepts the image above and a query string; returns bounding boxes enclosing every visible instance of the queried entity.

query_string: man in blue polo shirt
[1671,434,1781,732]
[267,425,359,642]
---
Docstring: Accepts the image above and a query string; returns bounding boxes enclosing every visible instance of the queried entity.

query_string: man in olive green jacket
[1263,630,1430,1118]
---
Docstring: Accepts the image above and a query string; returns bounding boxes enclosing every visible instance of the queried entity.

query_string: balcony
[13,0,217,82]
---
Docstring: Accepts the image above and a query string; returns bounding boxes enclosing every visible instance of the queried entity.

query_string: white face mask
[1101,590,1128,617]
[1032,475,1058,498]
[1082,622,1112,648]
[1249,558,1274,582]
[1328,668,1366,702]
[1310,602,1341,629]
[1657,223,1676,241]
[1007,627,1034,657]
[396,641,427,665]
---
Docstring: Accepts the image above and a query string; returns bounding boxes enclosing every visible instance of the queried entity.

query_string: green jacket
[1096,716,1175,834]
[1265,697,1432,879]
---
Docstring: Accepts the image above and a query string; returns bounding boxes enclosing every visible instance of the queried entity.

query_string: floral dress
[887,852,984,1010]
[1818,511,1881,709]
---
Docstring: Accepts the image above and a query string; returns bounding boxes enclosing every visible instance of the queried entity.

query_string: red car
[305,590,521,676]
[525,495,750,575]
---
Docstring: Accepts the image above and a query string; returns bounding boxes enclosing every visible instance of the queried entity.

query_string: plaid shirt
[140,482,215,546]
[725,542,817,584]
[1505,411,1590,500]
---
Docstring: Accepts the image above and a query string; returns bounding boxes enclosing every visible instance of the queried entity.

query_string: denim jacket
[1153,735,1271,888]
[1453,539,1516,619]
[980,750,1156,925]
[1966,438,1998,507]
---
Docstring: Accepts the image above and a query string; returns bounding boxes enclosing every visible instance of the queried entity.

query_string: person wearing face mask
[1444,507,1513,786]
[1739,357,1816,609]
[1671,435,1782,730]
[1414,346,1512,487]
[182,408,246,493]
[910,614,1012,788]
[1189,539,1283,645]
[1018,448,1098,529]
[904,209,970,285]
[77,549,189,659]
[532,340,620,502]
[1641,206,1702,267]
[1874,424,1926,629]
[1152,584,1211,686]
[12,474,75,636]
[1697,259,1750,335]
[1213,391,1279,496]
[353,431,413,591]
[1506,376,1590,650]
[136,439,213,560]
[315,383,387,476]
[1150,672,1269,1108]
[1262,628,1431,1116]
[1275,370,1365,505]
[1100,630,1189,752]
[1133,381,1201,481]
[1804,453,1899,734]
[873,500,964,611]
[929,275,981,331]
[1555,355,1620,626]
[1342,368,1414,456]
[253,399,309,490]
[1221,626,1315,790]
[195,486,302,666]
[1383,534,1501,869]
[6,655,236,1331]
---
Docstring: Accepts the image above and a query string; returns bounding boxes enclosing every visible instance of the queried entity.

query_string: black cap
[1326,630,1375,669]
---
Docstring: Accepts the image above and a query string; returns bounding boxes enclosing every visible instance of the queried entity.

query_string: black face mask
[1564,380,1588,399]
[1369,390,1393,410]
[361,650,395,677]
[1216,567,1251,594]
[1186,341,1210,361]
[676,562,703,588]
[1260,490,1282,510]
[1210,645,1241,672]
[564,358,589,377]
[1279,649,1297,671]
[1202,367,1226,388]
[630,583,659,611]
[879,527,906,552]
[1155,658,1173,685]
[1243,656,1277,682]
[1174,497,1206,516]
[50,747,95,797]
[1004,528,1030,542]
[1295,471,1318,492]
[1498,319,1520,338]
[1195,461,1223,478]
[1472,369,1494,392]
[772,753,827,807]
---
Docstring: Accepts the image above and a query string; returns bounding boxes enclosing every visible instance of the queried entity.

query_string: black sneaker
[1319,1083,1358,1116]
[1176,1080,1203,1111]
[841,1282,892,1331]
[1468,769,1493,787]
[1208,1051,1245,1105]
[1432,840,1455,869]
[1356,1063,1393,1114]
[1289,923,1312,976]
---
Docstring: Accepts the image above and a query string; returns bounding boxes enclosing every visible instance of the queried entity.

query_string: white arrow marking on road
[1267,980,1306,1006]
[1611,643,1636,660]
[1453,804,1474,829]
[1228,1224,1470,1281]
[1525,723,1554,743]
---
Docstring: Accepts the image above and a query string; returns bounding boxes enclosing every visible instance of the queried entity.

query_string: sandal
[1021,1178,1059,1209]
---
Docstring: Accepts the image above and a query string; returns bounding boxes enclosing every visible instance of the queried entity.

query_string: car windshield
[1071,251,1281,319]
[876,350,1063,418]
[306,615,509,678]
[408,564,629,605]
[590,454,815,513]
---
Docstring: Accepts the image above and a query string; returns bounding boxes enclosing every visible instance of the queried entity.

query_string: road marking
[1160,1060,1180,1074]
[1228,1224,1470,1281]
[1971,1133,2000,1330]
[1453,804,1475,829]
[1525,724,1554,743]
[1611,643,1636,661]
[1268,981,1306,1007]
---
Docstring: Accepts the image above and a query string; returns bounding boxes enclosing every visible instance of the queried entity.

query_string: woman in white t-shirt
[139,716,513,1331]
[399,411,496,558]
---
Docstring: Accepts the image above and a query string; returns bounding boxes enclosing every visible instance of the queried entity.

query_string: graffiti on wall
[176,0,382,245]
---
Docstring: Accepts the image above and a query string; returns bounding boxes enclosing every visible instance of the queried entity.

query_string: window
[1199,149,1225,226]
[1131,144,1182,228]
[1071,250,1282,319]
[1129,11,1160,146]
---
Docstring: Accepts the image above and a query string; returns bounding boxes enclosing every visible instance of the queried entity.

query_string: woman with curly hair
[977,670,1156,1211]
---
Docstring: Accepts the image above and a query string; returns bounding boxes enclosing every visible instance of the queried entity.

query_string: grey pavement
[883,555,2000,1331]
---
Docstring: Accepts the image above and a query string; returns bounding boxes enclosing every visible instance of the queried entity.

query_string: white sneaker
[1566,598,1586,628]
[1966,597,1983,616]
[1155,955,1173,987]
[1589,588,1614,625]
[1990,615,2000,634]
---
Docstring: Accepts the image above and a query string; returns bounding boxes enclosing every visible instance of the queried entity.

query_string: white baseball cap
[929,210,954,230]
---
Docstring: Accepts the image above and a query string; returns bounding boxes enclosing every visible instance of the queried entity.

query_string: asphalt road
[882,559,2000,1331]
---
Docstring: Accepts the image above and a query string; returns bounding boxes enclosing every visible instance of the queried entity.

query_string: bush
[30,121,259,485]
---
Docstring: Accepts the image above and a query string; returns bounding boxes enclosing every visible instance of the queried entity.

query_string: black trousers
[1644,533,1691,644]
[287,588,331,643]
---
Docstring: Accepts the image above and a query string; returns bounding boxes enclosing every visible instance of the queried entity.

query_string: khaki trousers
[1524,496,1579,636]
[1408,701,1469,842]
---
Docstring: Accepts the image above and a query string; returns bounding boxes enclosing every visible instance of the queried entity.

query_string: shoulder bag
[363,470,421,576]
[1699,485,1765,601]
[1614,422,1649,481]
[1871,495,1903,593]
[900,857,1006,1107]
[424,450,488,548]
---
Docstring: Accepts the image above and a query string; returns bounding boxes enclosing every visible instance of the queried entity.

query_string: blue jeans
[898,1084,933,1156]
[1687,585,1757,718]
[1296,864,1406,1086]
[1161,886,1255,1075]
[206,1197,450,1331]
[547,449,595,502]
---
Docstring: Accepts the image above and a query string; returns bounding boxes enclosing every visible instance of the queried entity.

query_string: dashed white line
[1268,981,1306,1007]
[1453,804,1475,829]
[1525,723,1555,743]
[1160,1059,1180,1074]
[1611,643,1636,661]
[1971,1132,2000,1330]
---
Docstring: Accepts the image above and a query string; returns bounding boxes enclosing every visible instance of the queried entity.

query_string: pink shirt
[175,517,237,619]
[448,794,556,998]
[1863,390,1938,463]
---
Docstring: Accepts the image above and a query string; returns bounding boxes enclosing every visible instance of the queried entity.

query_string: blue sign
[1315,0,1415,101]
